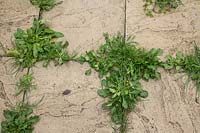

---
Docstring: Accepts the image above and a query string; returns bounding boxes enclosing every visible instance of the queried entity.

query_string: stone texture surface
[127,0,200,132]
[0,0,200,133]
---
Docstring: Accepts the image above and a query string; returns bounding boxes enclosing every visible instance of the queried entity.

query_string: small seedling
[77,33,163,132]
[144,0,182,16]
[15,74,36,105]
[163,42,200,93]
[85,69,92,76]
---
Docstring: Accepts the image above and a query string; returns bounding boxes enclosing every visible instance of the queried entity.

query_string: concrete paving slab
[32,1,125,132]
[126,0,200,132]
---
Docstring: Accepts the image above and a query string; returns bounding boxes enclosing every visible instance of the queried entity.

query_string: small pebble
[62,89,71,95]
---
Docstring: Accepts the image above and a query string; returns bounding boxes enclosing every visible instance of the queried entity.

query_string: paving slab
[0,0,38,48]
[126,0,200,132]
[31,0,125,132]
[42,0,125,53]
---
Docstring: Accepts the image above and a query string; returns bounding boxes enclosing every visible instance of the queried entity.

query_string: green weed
[144,0,182,17]
[30,0,56,11]
[7,19,73,71]
[163,42,200,93]
[77,33,163,132]
[1,73,42,133]
[1,103,39,133]
[15,74,36,100]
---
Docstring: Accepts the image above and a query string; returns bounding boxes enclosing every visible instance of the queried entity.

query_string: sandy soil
[0,0,200,133]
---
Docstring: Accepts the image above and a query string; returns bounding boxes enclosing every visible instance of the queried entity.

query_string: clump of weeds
[1,74,40,133]
[144,0,182,17]
[76,33,163,132]
[6,19,74,71]
[1,18,73,131]
[30,0,63,18]
[163,42,200,95]
[30,0,56,11]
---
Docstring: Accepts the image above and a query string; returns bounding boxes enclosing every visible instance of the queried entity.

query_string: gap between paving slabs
[126,0,200,132]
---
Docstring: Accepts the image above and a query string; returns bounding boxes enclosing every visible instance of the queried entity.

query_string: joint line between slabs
[123,0,127,41]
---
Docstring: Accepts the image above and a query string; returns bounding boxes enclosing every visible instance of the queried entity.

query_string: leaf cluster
[16,74,36,96]
[144,0,182,17]
[30,0,56,11]
[1,74,41,133]
[7,19,72,71]
[1,103,39,133]
[163,42,200,93]
[77,33,163,132]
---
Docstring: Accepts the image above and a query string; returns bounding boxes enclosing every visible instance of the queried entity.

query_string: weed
[85,69,92,76]
[1,17,72,133]
[1,72,42,133]
[1,102,39,133]
[163,42,200,93]
[77,33,163,132]
[16,74,36,100]
[7,19,73,71]
[30,0,56,11]
[144,0,182,17]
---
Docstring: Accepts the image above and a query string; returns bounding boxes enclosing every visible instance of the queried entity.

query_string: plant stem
[119,107,128,133]
[22,90,27,103]
[38,9,43,20]
[0,41,7,54]
[195,88,199,104]
[123,0,127,43]
[0,55,12,58]
[22,68,30,103]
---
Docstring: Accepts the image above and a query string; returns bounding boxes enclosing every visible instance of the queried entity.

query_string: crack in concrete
[38,111,80,118]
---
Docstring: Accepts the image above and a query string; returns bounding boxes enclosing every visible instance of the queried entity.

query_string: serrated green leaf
[155,72,161,79]
[140,90,148,98]
[6,50,20,57]
[54,32,64,38]
[97,89,110,98]
[162,63,174,69]
[101,79,107,87]
[122,97,128,109]
[3,110,15,121]
[144,0,182,16]
[109,88,116,93]
[85,69,92,76]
